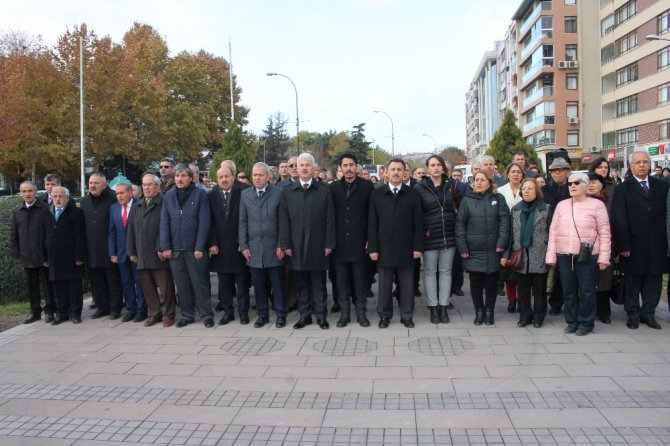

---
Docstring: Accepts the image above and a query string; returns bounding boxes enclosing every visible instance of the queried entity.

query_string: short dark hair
[513,151,526,158]
[44,173,61,184]
[175,163,193,179]
[386,158,406,169]
[337,152,358,166]
[160,157,175,166]
[425,155,448,173]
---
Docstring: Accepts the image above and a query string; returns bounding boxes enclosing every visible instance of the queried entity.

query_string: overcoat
[278,181,335,271]
[505,200,551,275]
[239,184,284,269]
[79,188,117,268]
[44,200,86,281]
[208,182,249,274]
[126,193,169,270]
[330,177,374,263]
[10,199,48,268]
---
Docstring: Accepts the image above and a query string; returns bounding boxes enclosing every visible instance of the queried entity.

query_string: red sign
[581,155,592,163]
[607,149,617,161]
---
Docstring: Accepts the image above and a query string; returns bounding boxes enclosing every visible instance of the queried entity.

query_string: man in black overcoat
[330,153,374,327]
[279,152,335,329]
[368,158,423,328]
[611,150,669,330]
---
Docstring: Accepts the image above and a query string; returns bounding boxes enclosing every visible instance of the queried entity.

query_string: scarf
[519,199,538,248]
[176,183,195,209]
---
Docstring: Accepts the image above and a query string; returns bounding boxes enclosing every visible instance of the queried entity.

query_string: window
[660,83,670,105]
[659,10,670,35]
[616,63,638,86]
[616,127,638,145]
[661,120,670,139]
[614,1,636,26]
[566,73,578,90]
[565,0,576,4]
[616,95,638,117]
[565,44,577,61]
[660,47,670,71]
[567,102,579,118]
[567,131,579,147]
[565,16,577,33]
[616,31,637,55]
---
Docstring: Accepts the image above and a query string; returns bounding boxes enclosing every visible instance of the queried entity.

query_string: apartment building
[498,22,519,118]
[600,0,670,169]
[465,48,501,159]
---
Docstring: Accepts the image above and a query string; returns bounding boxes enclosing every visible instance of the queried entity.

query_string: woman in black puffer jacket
[456,170,511,326]
[414,155,466,324]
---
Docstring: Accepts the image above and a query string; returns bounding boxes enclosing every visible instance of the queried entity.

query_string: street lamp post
[422,133,437,154]
[267,72,300,154]
[373,110,395,157]
[646,34,670,42]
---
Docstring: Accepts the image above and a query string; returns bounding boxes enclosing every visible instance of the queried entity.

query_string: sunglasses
[567,180,583,186]
[159,165,172,169]
[288,164,296,168]
[237,175,247,180]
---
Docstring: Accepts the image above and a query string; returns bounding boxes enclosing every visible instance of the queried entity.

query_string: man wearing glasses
[159,158,176,194]
[277,156,299,188]
[611,150,669,330]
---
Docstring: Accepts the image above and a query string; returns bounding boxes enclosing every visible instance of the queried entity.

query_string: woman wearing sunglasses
[546,172,611,336]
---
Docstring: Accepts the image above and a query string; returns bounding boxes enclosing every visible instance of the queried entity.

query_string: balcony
[523,115,555,133]
[521,30,553,60]
[526,130,556,147]
[519,1,552,36]
[522,58,553,85]
[522,86,554,109]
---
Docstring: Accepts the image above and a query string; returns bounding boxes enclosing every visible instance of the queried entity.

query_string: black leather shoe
[276,317,286,328]
[336,318,350,328]
[318,319,330,329]
[239,314,250,325]
[23,313,41,324]
[564,325,578,334]
[378,317,390,328]
[90,310,108,319]
[175,319,192,328]
[71,316,82,324]
[331,302,340,313]
[518,320,530,328]
[365,289,374,298]
[204,319,214,328]
[218,314,235,325]
[401,318,414,328]
[640,316,662,330]
[497,286,506,296]
[254,318,269,328]
[599,315,611,324]
[109,312,121,320]
[484,310,494,326]
[89,302,98,310]
[575,328,592,336]
[474,310,484,326]
[51,316,67,326]
[122,312,136,322]
[451,289,464,297]
[626,317,639,329]
[446,302,455,309]
[293,317,313,329]
[215,302,224,312]
[548,308,561,316]
[532,321,543,328]
[358,315,370,327]
[44,313,55,324]
[133,313,147,323]
[508,301,517,313]
[414,289,421,297]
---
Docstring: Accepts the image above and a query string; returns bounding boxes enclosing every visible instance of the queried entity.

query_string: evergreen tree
[348,123,371,164]
[261,111,292,167]
[486,110,540,171]
[209,121,253,179]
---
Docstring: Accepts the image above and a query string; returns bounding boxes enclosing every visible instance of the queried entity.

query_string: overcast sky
[3,0,521,155]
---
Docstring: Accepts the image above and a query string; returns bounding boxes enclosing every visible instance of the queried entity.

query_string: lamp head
[266,72,277,76]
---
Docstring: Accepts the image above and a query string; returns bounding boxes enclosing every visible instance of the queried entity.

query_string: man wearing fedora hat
[542,156,572,315]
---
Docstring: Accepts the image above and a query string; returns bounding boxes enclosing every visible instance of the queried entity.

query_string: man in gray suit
[239,162,287,328]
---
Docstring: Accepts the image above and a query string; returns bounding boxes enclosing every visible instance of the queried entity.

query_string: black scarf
[176,183,195,209]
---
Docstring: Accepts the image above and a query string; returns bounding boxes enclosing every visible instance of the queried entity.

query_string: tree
[209,122,253,179]
[440,146,467,166]
[348,123,371,164]
[367,144,391,166]
[486,110,540,171]
[261,111,292,167]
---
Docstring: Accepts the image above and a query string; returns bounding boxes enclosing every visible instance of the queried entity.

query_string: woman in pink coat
[546,172,611,336]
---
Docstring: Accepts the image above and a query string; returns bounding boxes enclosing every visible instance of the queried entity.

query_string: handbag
[571,200,595,264]
[610,264,625,305]
[507,249,523,269]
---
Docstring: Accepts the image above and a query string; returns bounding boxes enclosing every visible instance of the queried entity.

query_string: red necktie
[122,204,128,228]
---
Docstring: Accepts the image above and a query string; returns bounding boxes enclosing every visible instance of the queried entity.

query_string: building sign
[607,149,617,161]
[649,146,659,156]
[581,154,592,163]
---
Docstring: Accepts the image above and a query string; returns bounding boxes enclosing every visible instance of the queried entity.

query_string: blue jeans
[557,254,597,331]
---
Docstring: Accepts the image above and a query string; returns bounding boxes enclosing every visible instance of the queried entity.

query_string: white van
[453,164,472,183]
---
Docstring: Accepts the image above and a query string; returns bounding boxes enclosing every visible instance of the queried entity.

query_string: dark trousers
[118,258,146,315]
[548,266,563,311]
[451,254,464,292]
[140,268,176,319]
[26,267,55,315]
[334,261,368,319]
[87,267,122,314]
[469,272,498,310]
[596,291,611,318]
[251,266,287,318]
[296,270,327,319]
[557,255,597,331]
[378,266,414,320]
[414,258,421,292]
[284,265,298,311]
[517,272,547,324]
[624,273,662,319]
[169,251,212,322]
[218,272,250,317]
[53,279,82,319]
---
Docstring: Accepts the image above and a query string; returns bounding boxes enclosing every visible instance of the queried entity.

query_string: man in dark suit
[612,150,669,330]
[368,158,423,328]
[11,181,54,323]
[208,165,250,325]
[109,182,146,323]
[126,173,176,327]
[44,187,86,324]
[80,173,123,319]
[279,152,336,329]
[239,162,288,328]
[330,153,374,327]
[42,173,61,206]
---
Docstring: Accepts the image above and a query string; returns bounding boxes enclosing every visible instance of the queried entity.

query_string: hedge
[0,196,29,305]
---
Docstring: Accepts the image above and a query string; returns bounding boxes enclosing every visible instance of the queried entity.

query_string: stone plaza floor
[0,278,669,445]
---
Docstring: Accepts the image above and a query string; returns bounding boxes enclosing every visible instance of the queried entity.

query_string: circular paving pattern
[220,337,285,356]
[312,337,378,356]
[408,336,475,356]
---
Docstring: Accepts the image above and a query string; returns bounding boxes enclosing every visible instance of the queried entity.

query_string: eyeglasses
[288,164,295,168]
[159,165,172,169]
[567,180,583,186]
[237,175,247,180]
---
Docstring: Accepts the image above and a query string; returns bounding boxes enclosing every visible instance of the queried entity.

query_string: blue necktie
[55,208,62,221]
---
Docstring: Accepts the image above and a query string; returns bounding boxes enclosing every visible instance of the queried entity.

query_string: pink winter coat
[546,197,611,265]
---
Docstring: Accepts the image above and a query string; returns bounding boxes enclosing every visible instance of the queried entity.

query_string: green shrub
[0,197,29,305]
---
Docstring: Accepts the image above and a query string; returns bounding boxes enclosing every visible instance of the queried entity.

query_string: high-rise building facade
[600,0,670,169]
[465,49,500,159]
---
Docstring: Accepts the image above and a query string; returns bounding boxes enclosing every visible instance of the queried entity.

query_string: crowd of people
[9,148,669,335]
